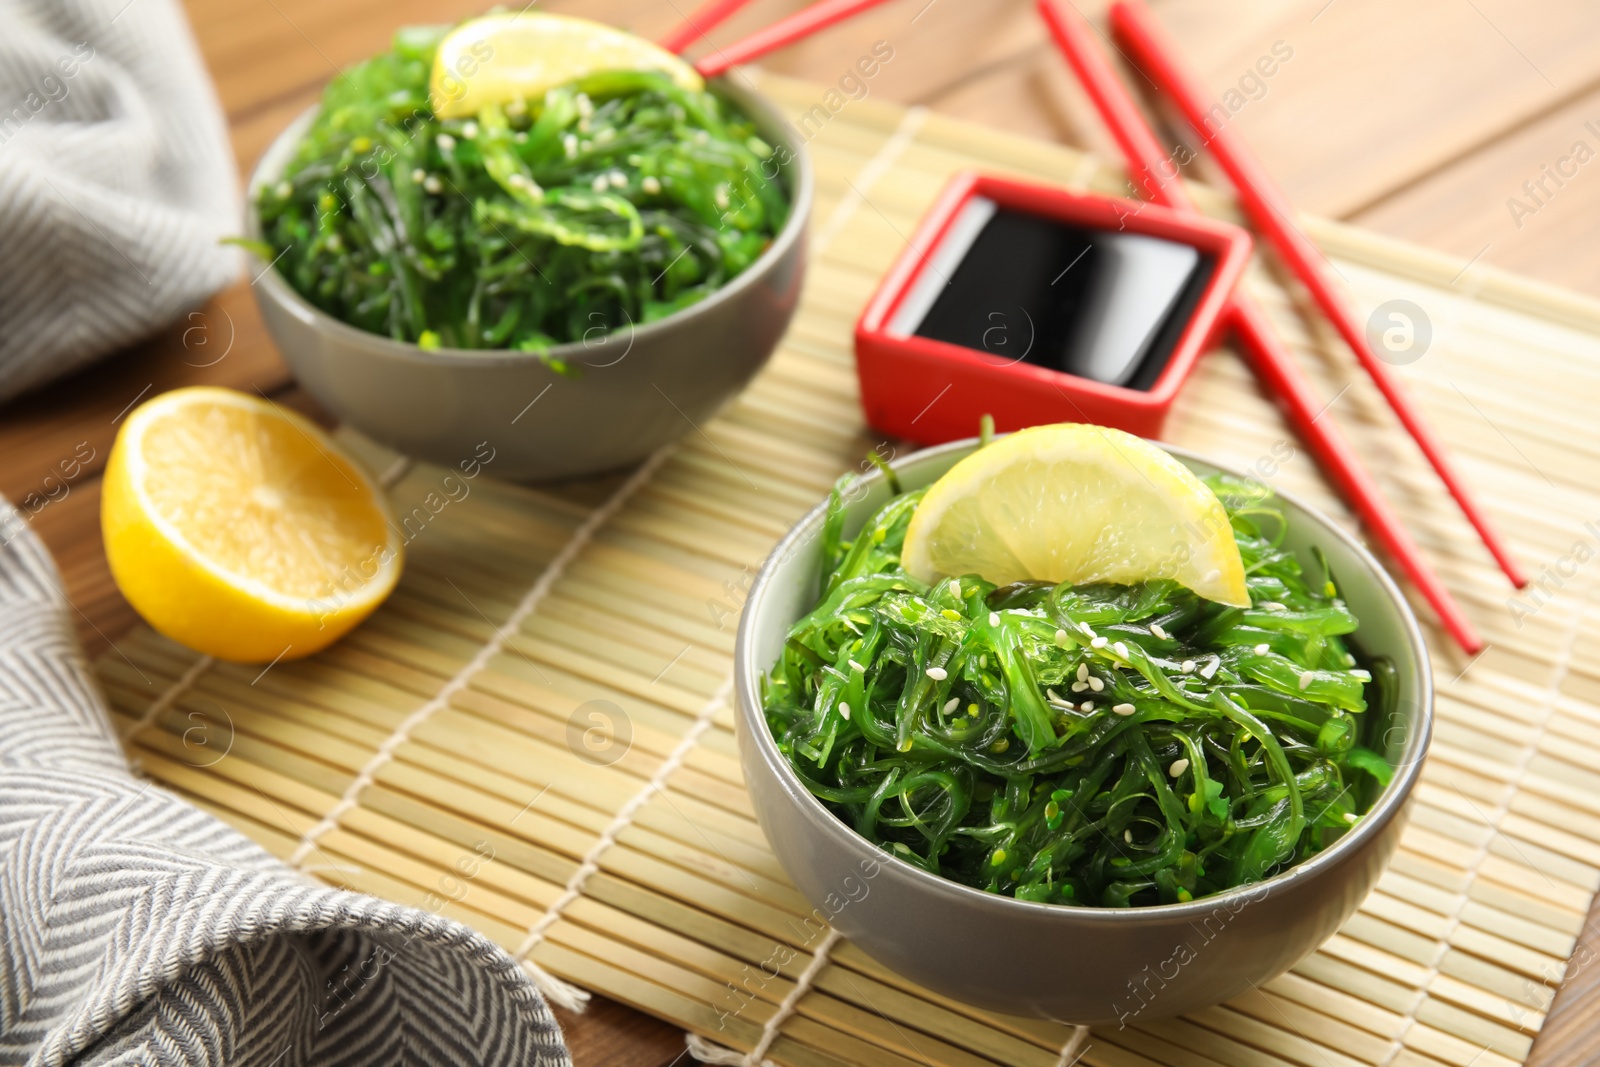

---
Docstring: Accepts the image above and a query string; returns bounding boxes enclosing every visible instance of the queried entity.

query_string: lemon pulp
[431,13,704,120]
[900,424,1250,607]
[102,387,402,662]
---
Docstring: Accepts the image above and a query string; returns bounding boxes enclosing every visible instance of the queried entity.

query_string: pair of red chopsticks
[1038,0,1513,653]
[662,0,893,78]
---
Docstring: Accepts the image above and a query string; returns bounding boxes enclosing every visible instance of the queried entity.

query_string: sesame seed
[411,168,426,183]
[1343,812,1358,824]
[925,667,948,681]
[325,234,343,252]
[1077,663,1089,682]
[1124,829,1133,844]
[949,579,961,598]
[423,176,442,194]
[838,702,851,720]
[943,697,960,714]
[592,175,609,192]
[273,180,292,198]
[1080,701,1093,712]
[1254,643,1270,655]
[642,176,661,194]
[1080,623,1096,637]
[1181,660,1196,674]
[848,659,865,672]
[575,92,594,119]
[1150,623,1169,641]
[1262,601,1286,611]
[506,96,527,117]
[609,171,627,188]
[1047,688,1066,706]
[1299,674,1313,690]
[1113,703,1136,716]
[1204,569,1221,583]
[1200,657,1220,679]
[461,120,479,140]
[1088,677,1104,692]
[1055,628,1069,645]
[1091,636,1108,649]
[989,612,1001,627]
[436,133,456,151]
[562,133,578,158]
[1168,758,1189,777]
[1071,681,1088,693]
[1114,641,1130,659]
[1345,653,1356,666]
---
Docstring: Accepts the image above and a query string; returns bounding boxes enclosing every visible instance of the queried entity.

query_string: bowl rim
[735,434,1435,923]
[243,76,813,370]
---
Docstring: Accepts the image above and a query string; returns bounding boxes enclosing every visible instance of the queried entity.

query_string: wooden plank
[1353,84,1600,298]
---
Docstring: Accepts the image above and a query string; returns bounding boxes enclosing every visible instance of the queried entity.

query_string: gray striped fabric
[0,504,572,1066]
[0,0,241,403]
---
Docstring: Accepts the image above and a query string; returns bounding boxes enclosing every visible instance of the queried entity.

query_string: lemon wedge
[901,424,1249,606]
[430,12,704,120]
[102,387,402,663]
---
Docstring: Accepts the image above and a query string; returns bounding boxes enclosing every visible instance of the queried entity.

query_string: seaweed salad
[253,24,788,357]
[762,464,1396,908]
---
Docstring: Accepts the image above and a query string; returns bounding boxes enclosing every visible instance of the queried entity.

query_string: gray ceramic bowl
[735,437,1433,1024]
[245,80,810,482]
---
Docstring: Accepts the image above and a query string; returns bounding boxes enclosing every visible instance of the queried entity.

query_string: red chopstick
[692,0,897,78]
[1109,0,1524,591]
[1036,0,1483,653]
[658,0,760,55]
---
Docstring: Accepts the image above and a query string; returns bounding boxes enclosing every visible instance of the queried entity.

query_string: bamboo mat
[94,72,1600,1067]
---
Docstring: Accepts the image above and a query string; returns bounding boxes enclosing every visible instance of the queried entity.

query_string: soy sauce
[893,199,1215,390]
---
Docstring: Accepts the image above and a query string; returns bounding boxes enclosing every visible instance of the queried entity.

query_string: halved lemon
[901,424,1249,606]
[430,12,704,120]
[102,387,402,663]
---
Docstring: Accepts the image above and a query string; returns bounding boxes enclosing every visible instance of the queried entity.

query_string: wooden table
[7,0,1600,1062]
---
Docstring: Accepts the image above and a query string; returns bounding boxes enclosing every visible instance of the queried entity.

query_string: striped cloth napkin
[0,503,573,1066]
[0,0,241,403]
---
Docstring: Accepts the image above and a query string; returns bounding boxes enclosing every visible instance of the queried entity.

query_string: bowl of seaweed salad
[245,22,810,481]
[734,435,1432,1022]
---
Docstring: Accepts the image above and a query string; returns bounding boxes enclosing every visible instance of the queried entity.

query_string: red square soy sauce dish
[854,170,1253,443]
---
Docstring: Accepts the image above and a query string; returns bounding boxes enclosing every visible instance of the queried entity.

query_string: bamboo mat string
[1053,1025,1091,1067]
[511,676,734,1005]
[377,454,412,488]
[685,928,845,1067]
[120,652,214,745]
[1067,152,1102,191]
[810,106,926,254]
[1378,576,1594,1066]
